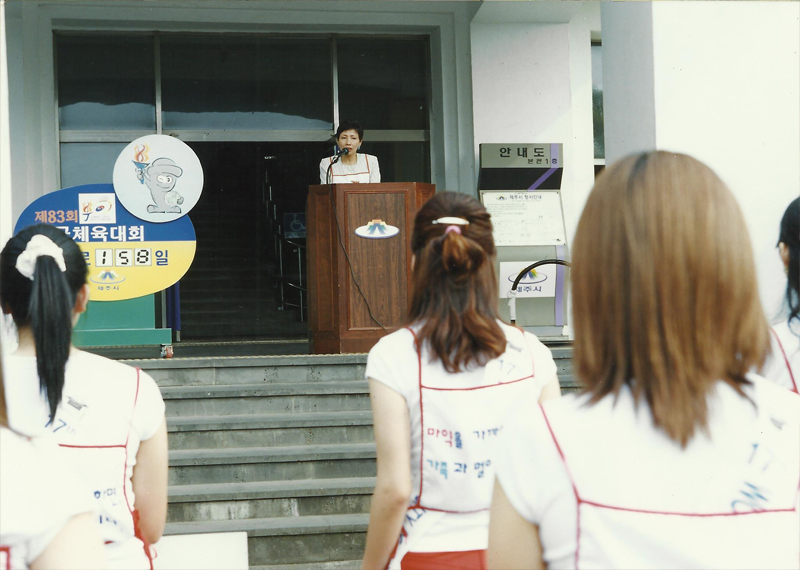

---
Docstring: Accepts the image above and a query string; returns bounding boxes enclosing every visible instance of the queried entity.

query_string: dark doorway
[180,141,327,340]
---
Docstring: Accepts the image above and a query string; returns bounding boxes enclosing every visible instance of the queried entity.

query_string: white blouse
[319,153,381,184]
[495,377,800,569]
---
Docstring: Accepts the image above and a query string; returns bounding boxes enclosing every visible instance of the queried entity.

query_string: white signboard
[113,134,204,223]
[481,190,566,247]
[499,261,557,298]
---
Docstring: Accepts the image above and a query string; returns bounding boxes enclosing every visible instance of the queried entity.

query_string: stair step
[167,411,374,449]
[168,411,373,431]
[161,381,369,399]
[250,562,359,570]
[167,477,375,522]
[169,444,377,486]
[170,443,376,466]
[164,514,368,566]
[169,476,376,502]
[162,381,370,417]
[129,355,367,387]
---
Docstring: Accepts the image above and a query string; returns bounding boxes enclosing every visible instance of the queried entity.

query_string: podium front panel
[344,191,409,330]
[307,182,434,354]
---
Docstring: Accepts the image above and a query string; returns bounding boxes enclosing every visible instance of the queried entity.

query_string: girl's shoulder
[772,320,800,348]
[68,349,140,378]
[369,326,417,359]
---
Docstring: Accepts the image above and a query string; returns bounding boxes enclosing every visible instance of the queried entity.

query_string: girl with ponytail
[762,197,800,392]
[1,224,167,569]
[1,340,108,569]
[361,192,561,570]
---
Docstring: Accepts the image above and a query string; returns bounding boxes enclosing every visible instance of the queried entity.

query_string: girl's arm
[361,379,412,570]
[131,416,168,545]
[538,373,561,403]
[487,478,544,570]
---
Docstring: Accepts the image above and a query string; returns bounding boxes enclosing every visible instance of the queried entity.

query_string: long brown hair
[572,151,770,447]
[408,192,505,373]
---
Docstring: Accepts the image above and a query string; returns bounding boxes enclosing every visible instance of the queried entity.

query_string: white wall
[651,1,800,319]
[601,1,800,320]
[470,23,573,151]
[470,3,596,245]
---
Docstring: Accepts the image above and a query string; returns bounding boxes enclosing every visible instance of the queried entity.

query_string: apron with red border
[770,326,799,393]
[390,327,541,568]
[54,368,153,570]
[328,154,373,183]
[539,393,800,569]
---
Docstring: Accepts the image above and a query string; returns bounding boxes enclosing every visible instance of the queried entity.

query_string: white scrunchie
[15,235,67,280]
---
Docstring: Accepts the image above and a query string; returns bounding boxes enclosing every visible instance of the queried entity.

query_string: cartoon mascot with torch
[133,146,185,214]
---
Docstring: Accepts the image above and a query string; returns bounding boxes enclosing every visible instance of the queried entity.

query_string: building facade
[1,0,798,342]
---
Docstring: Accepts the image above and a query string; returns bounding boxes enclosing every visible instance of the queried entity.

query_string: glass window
[160,36,333,130]
[364,142,430,183]
[57,35,156,130]
[337,38,429,130]
[591,44,605,160]
[60,143,128,188]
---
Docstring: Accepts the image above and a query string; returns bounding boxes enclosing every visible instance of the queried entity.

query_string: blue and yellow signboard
[15,184,196,301]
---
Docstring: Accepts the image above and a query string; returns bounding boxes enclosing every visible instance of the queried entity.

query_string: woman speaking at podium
[319,120,381,184]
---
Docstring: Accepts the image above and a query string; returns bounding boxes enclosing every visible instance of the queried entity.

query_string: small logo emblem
[79,193,116,224]
[89,270,126,285]
[355,219,399,240]
[508,269,547,285]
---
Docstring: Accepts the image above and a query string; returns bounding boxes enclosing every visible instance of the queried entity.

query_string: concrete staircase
[126,345,575,569]
[131,354,372,569]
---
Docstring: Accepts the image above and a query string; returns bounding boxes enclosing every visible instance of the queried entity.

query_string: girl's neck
[14,327,36,356]
[14,327,77,358]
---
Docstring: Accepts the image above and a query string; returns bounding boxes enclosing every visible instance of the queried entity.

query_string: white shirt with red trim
[366,321,557,566]
[318,153,381,184]
[763,321,799,393]
[0,427,95,570]
[495,375,800,570]
[5,350,165,570]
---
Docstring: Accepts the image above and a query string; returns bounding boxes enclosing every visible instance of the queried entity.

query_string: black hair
[778,197,800,328]
[335,120,364,141]
[0,224,88,420]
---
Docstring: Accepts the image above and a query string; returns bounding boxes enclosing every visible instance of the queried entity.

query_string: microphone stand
[326,149,346,186]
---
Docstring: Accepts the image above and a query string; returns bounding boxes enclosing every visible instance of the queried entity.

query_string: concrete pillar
[601,1,800,317]
[1,1,11,246]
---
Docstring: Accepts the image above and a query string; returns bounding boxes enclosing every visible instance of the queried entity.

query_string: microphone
[334,147,350,157]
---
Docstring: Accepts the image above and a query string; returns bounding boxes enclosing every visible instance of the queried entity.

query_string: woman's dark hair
[407,191,505,373]
[336,120,364,141]
[0,224,88,420]
[778,198,799,328]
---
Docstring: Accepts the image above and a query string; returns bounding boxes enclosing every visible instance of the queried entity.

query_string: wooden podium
[307,182,435,354]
